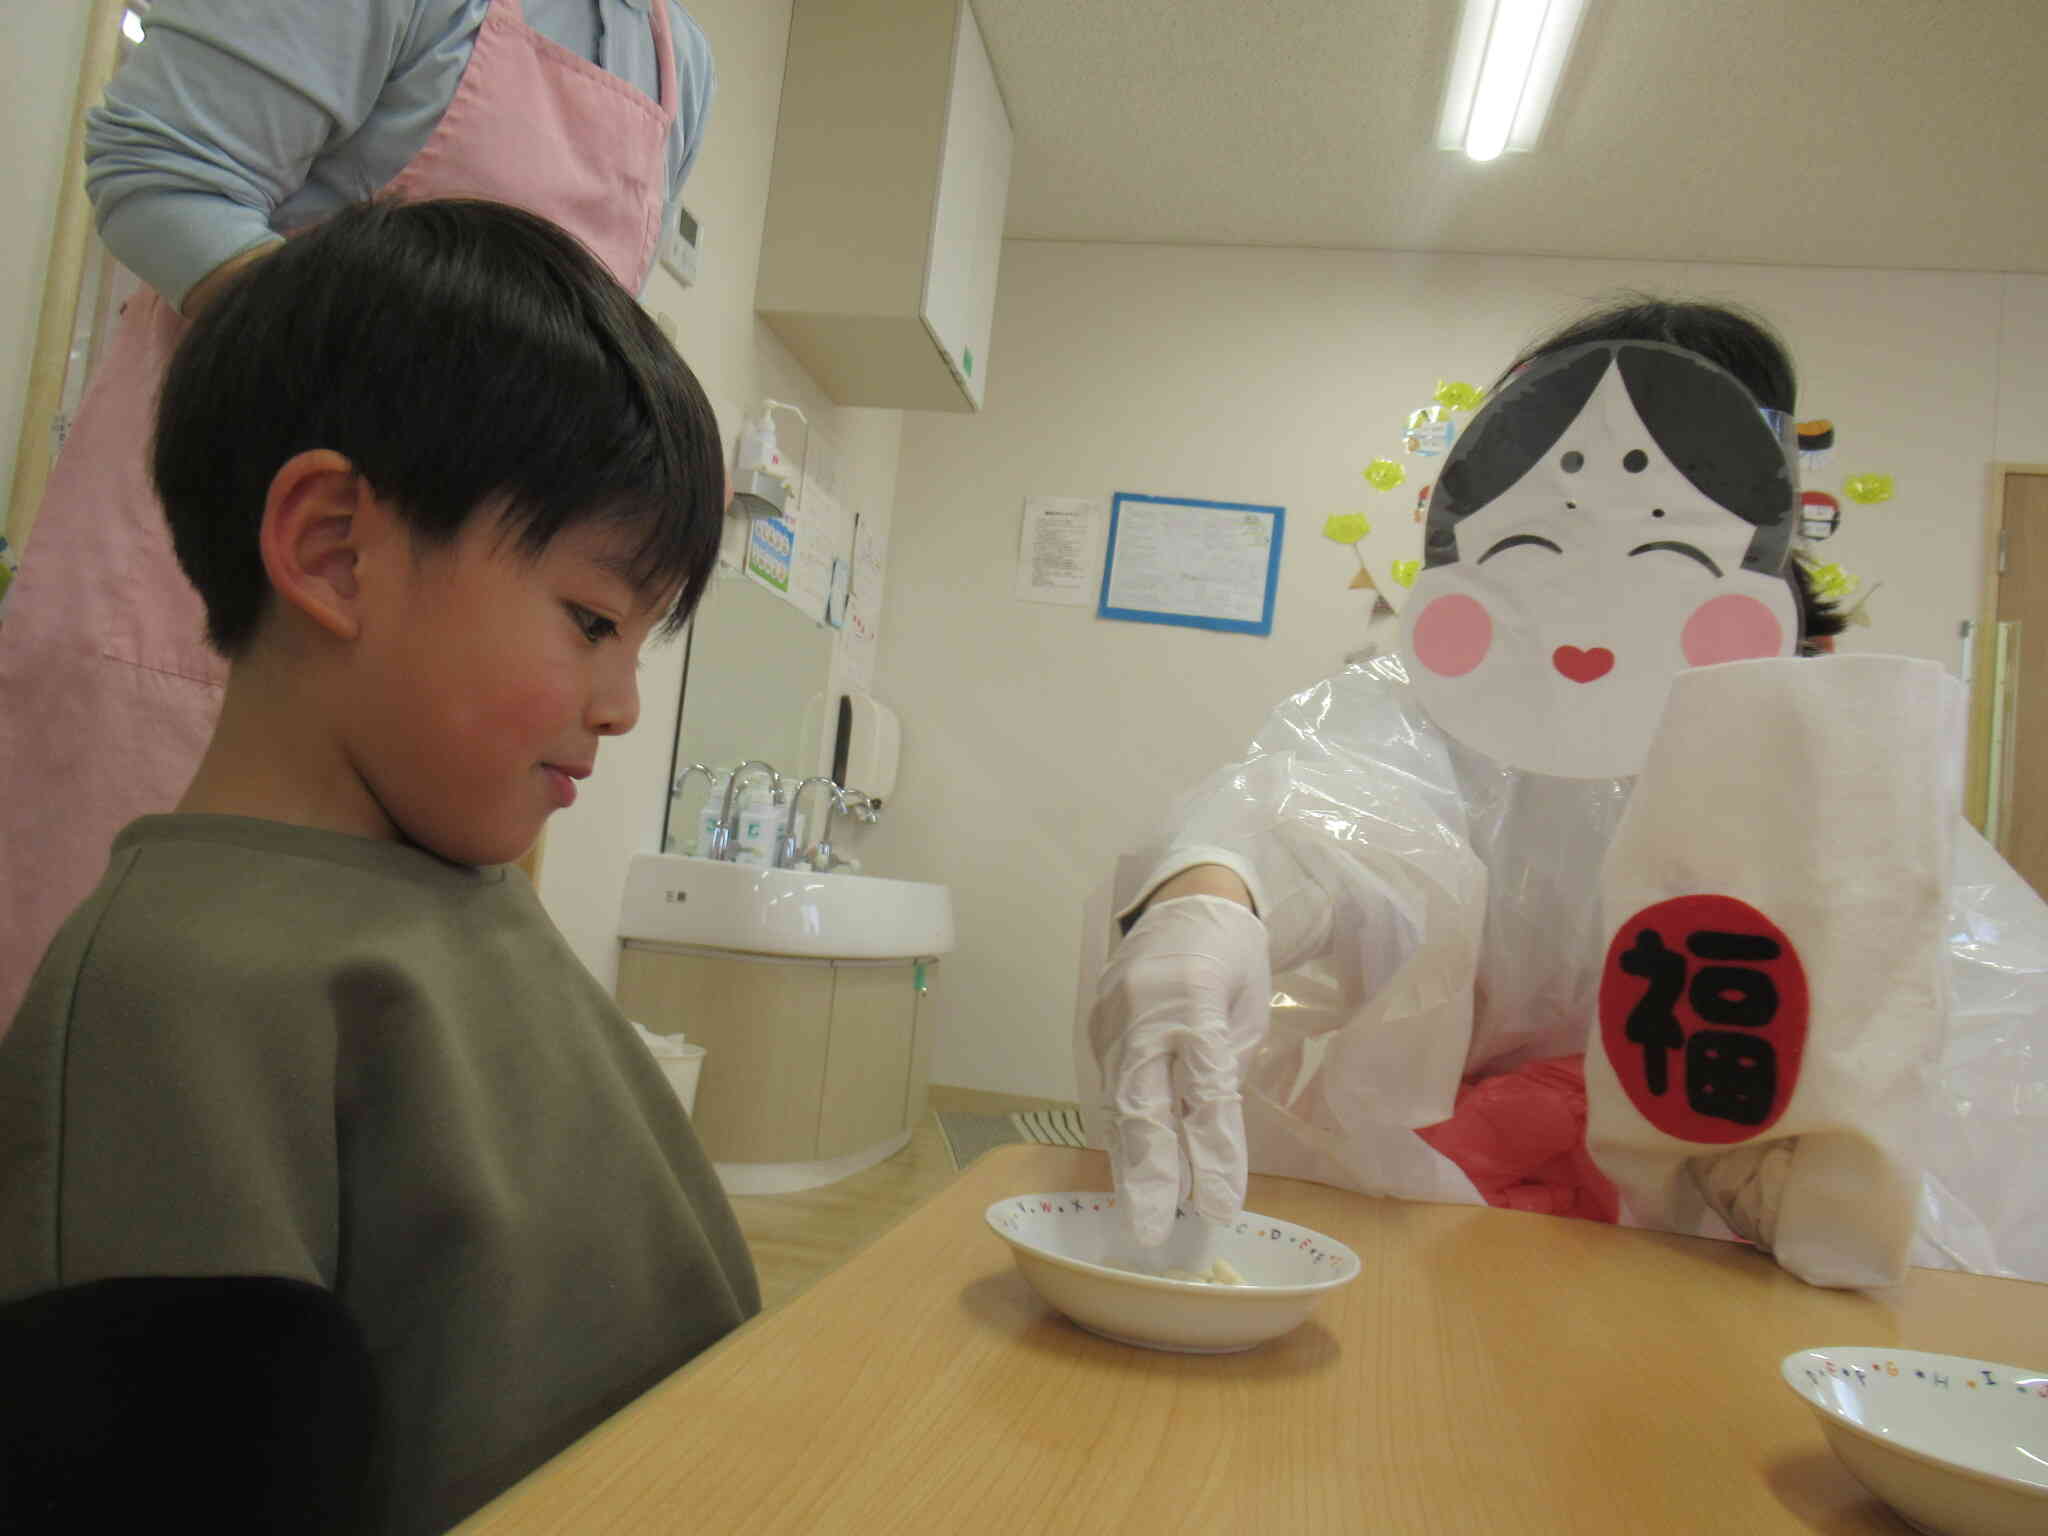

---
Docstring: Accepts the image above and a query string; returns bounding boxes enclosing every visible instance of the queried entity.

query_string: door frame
[1963,461,2046,844]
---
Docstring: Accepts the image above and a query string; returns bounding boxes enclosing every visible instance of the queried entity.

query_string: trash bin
[629,1021,706,1117]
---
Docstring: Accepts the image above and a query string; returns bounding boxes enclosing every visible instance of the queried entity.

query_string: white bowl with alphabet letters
[985,1191,1361,1354]
[1781,1347,2048,1536]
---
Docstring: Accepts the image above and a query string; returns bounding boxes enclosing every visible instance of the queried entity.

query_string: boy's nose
[590,666,640,737]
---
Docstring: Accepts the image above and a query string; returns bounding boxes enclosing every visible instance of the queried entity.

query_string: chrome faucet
[708,760,779,862]
[780,777,841,870]
[834,787,881,825]
[672,761,720,797]
[671,761,722,856]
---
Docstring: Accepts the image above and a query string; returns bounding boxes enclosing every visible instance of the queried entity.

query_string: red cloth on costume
[1415,1055,1620,1223]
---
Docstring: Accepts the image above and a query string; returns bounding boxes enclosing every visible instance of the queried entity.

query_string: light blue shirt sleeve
[659,0,718,201]
[86,0,716,308]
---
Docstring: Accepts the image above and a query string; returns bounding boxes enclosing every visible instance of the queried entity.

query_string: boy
[0,199,758,1533]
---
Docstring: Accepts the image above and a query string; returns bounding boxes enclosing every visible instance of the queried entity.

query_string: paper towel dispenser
[830,691,898,801]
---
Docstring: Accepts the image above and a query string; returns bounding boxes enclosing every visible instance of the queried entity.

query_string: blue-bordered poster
[1098,493,1285,636]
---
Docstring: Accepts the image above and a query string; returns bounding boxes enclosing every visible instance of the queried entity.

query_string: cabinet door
[618,946,834,1164]
[920,0,1011,410]
[818,964,917,1160]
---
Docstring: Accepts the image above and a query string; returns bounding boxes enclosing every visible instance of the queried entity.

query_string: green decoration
[1362,458,1407,492]
[1433,380,1485,412]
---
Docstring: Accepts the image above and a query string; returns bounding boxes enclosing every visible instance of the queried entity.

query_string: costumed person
[1083,298,2048,1288]
[0,0,717,1031]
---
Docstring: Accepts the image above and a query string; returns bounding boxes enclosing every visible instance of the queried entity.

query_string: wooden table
[459,1145,2047,1534]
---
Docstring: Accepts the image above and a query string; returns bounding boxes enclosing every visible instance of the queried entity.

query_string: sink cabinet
[617,942,938,1167]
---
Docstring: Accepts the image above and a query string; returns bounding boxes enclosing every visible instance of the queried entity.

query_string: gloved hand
[1089,895,1273,1245]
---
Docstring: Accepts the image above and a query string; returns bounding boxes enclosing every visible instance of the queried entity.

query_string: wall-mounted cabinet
[756,0,1011,412]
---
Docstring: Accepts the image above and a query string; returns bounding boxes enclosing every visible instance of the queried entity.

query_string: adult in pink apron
[0,0,680,1030]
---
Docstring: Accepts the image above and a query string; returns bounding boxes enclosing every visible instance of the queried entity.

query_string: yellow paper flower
[1322,512,1372,545]
[1433,380,1485,412]
[1389,559,1421,588]
[1362,458,1407,492]
[1805,560,1860,602]
[1842,472,1895,505]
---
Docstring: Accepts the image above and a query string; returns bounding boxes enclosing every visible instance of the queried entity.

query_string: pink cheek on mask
[1411,593,1492,678]
[1681,594,1784,666]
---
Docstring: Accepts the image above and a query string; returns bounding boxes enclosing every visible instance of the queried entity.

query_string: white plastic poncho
[1079,650,2048,1283]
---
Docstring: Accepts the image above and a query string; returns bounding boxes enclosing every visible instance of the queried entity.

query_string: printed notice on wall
[1099,492,1285,636]
[744,513,794,593]
[1015,496,1104,606]
[836,514,888,695]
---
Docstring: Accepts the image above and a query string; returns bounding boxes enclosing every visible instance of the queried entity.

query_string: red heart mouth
[1553,645,1615,683]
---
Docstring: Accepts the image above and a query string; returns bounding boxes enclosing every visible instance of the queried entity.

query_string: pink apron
[0,0,679,1029]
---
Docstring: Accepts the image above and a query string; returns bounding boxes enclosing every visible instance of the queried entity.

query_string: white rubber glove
[1089,895,1273,1246]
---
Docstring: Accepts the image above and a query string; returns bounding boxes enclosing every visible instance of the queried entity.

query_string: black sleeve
[0,1276,377,1534]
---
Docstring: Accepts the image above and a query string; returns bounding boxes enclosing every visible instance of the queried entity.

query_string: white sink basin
[619,853,954,960]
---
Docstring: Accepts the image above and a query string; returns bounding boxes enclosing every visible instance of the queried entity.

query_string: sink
[619,853,954,960]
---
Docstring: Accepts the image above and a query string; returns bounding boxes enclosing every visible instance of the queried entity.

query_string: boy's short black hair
[154,198,725,656]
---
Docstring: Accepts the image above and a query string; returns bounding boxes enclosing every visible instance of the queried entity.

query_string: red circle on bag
[1598,894,1807,1144]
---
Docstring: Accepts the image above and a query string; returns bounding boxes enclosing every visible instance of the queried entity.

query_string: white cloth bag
[1584,655,1963,1288]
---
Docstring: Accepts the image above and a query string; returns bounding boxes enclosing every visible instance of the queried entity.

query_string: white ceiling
[974,0,2048,274]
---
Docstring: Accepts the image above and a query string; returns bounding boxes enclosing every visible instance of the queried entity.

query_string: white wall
[1,1,96,531]
[868,240,2048,1100]
[535,0,904,989]
[1997,277,2048,461]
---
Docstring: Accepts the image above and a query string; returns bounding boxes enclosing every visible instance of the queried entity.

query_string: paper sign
[1016,497,1102,605]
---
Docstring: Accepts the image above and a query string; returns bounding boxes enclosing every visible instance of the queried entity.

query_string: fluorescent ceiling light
[1437,0,1588,163]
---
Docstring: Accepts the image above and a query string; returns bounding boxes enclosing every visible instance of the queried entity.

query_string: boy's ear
[260,450,386,641]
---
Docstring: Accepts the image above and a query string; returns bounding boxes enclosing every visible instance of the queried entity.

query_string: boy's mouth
[540,762,591,808]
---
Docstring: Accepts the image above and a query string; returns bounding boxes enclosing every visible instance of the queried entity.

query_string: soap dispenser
[731,779,787,867]
[731,400,806,522]
[736,408,786,482]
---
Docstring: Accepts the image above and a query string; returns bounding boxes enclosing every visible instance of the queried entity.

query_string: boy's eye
[568,604,619,644]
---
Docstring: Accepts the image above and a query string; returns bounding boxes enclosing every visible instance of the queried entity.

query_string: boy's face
[347,508,671,867]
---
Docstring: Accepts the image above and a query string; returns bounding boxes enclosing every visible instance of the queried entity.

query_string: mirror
[662,570,833,854]
[660,403,897,860]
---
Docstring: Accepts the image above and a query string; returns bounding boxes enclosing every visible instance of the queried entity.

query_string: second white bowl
[1781,1346,2048,1536]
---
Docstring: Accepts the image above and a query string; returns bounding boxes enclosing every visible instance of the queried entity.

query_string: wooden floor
[725,1085,1084,1313]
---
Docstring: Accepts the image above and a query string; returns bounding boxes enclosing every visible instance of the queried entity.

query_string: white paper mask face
[1397,343,1799,779]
